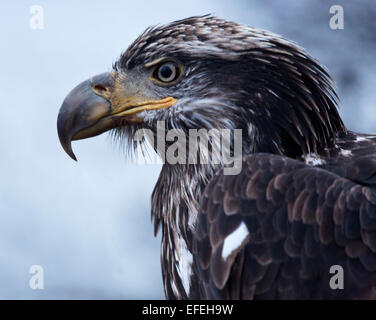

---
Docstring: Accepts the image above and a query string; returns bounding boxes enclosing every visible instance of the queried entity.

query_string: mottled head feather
[118,14,309,68]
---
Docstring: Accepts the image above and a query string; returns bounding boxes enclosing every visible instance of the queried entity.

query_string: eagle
[57,15,376,299]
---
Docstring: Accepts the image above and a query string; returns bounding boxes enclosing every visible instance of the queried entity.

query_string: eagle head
[57,15,346,162]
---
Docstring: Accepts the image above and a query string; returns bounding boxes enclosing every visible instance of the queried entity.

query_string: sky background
[1,0,375,299]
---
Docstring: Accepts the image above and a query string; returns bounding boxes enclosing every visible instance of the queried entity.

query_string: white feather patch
[176,235,193,295]
[303,153,326,166]
[222,222,249,260]
[340,149,352,157]
[355,136,369,142]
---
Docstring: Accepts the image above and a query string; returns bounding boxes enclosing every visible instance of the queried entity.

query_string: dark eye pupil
[154,61,180,83]
[160,65,172,79]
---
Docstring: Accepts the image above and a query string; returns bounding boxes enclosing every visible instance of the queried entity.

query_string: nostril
[93,84,108,93]
[90,73,114,96]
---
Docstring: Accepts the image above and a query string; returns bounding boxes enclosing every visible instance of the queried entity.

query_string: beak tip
[70,153,78,162]
[58,133,78,161]
[64,143,78,162]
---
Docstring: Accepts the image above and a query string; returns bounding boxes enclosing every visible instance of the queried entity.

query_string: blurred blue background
[0,0,375,299]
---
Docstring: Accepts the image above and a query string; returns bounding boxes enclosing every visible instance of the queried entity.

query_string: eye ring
[151,61,182,84]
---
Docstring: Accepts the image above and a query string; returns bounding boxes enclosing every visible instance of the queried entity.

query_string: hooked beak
[57,72,177,161]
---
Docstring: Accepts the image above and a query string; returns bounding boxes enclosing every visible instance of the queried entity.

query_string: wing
[192,153,376,299]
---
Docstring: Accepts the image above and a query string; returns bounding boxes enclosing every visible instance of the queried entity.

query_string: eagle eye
[152,61,182,84]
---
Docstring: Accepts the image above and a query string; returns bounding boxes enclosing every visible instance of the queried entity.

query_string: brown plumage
[57,15,376,299]
[195,142,376,299]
